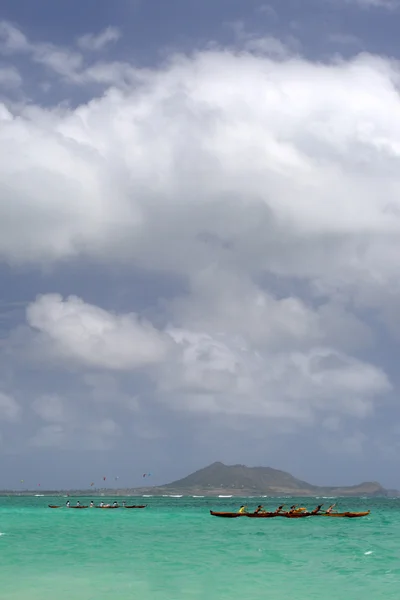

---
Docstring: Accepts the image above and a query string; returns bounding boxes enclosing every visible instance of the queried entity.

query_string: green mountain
[159,462,388,497]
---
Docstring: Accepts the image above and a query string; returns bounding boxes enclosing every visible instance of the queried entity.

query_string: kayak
[49,505,88,509]
[317,511,370,518]
[124,505,146,509]
[283,512,312,518]
[245,512,280,518]
[210,511,246,518]
[48,505,88,509]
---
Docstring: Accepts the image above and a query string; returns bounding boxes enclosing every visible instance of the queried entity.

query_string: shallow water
[1,496,399,599]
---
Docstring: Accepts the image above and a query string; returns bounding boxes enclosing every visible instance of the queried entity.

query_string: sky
[1,0,400,491]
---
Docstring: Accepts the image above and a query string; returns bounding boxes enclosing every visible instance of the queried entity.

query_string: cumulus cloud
[0,66,21,88]
[26,294,172,370]
[0,21,130,85]
[0,21,29,53]
[160,331,390,420]
[168,268,373,352]
[17,292,388,426]
[0,22,398,473]
[0,38,400,322]
[77,27,121,51]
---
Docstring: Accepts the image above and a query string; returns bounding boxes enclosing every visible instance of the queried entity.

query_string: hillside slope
[159,462,387,496]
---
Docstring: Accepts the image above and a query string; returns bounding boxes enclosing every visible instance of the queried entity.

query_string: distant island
[2,462,398,496]
[151,462,395,497]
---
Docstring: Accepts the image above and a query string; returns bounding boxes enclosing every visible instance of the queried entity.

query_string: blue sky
[1,0,400,491]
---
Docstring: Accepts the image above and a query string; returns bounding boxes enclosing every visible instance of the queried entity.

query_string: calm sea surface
[1,496,399,599]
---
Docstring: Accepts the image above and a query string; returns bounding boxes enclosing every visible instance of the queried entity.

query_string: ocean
[1,495,399,599]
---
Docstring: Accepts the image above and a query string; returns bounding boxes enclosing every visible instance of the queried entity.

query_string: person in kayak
[288,505,297,514]
[66,501,70,508]
[238,505,248,514]
[326,503,336,514]
[274,505,285,514]
[254,505,265,514]
[113,501,119,508]
[90,501,94,508]
[311,504,323,514]
[76,500,81,507]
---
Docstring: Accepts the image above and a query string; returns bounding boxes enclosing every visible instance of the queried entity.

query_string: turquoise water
[1,496,399,599]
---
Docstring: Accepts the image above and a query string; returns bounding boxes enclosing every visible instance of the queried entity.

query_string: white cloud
[0,41,400,315]
[26,294,173,370]
[168,268,372,352]
[0,21,29,53]
[160,330,390,420]
[0,21,129,85]
[0,392,21,421]
[0,66,21,88]
[0,23,398,448]
[77,27,121,52]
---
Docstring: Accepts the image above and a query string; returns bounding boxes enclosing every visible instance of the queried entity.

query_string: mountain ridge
[156,461,392,496]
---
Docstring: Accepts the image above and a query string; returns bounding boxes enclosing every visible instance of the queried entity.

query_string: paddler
[90,501,94,508]
[238,505,248,514]
[274,505,284,514]
[254,505,265,514]
[66,500,70,508]
[76,500,81,507]
[326,503,336,514]
[288,505,297,514]
[311,504,323,514]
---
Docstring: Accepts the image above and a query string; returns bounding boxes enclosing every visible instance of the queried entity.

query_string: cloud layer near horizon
[1,20,400,487]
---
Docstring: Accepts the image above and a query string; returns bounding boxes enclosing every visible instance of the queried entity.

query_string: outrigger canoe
[209,511,308,518]
[317,511,370,518]
[48,505,88,509]
[283,511,370,518]
[210,511,247,518]
[124,505,146,509]
[245,512,281,518]
[210,510,370,519]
